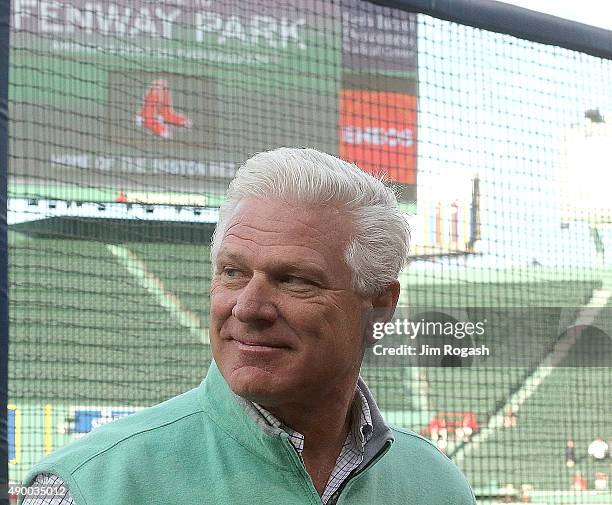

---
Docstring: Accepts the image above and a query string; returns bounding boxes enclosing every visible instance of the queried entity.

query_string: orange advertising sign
[339,90,417,185]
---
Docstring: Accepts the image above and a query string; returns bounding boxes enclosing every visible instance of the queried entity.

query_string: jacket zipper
[327,440,392,505]
[280,434,393,505]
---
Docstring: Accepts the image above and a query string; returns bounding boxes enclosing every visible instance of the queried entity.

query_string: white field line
[453,277,612,465]
[107,244,209,345]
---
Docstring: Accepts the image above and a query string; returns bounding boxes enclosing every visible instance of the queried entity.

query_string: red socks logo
[136,79,192,139]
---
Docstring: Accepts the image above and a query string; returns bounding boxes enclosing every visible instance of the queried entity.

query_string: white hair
[211,147,411,295]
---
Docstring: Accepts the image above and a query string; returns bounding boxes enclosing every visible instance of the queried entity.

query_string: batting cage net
[6,0,612,502]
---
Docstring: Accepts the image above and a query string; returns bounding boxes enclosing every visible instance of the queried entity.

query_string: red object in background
[428,412,479,435]
[116,191,128,203]
[462,412,478,431]
[138,79,191,139]
[572,473,588,491]
[159,85,190,127]
[339,90,417,185]
[427,417,446,435]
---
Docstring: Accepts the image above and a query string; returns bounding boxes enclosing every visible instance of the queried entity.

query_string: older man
[21,148,475,504]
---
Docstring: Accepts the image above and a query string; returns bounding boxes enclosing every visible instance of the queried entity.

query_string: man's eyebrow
[215,250,248,265]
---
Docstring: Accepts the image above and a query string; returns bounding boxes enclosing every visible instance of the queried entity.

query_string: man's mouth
[232,336,291,350]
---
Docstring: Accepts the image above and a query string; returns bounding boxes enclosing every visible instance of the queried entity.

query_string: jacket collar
[197,360,394,469]
[354,374,395,470]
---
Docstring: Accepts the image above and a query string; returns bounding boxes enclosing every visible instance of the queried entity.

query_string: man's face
[210,198,370,407]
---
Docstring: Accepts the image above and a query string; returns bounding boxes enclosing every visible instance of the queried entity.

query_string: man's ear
[372,280,400,319]
[364,280,400,346]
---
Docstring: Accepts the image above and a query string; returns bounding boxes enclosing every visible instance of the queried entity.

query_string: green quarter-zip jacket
[21,361,476,505]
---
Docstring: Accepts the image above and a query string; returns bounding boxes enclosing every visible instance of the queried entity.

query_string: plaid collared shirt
[22,473,74,505]
[250,386,374,504]
[24,388,373,505]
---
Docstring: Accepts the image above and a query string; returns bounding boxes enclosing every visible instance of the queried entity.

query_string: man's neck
[260,380,359,495]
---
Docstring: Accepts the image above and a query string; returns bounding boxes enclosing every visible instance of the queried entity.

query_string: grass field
[7,230,612,496]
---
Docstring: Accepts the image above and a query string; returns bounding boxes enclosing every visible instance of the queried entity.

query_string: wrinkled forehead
[218,198,353,272]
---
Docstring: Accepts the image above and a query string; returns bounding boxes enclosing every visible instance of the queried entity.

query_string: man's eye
[282,275,315,286]
[223,268,242,278]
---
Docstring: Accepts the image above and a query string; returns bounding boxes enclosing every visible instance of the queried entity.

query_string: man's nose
[232,273,278,324]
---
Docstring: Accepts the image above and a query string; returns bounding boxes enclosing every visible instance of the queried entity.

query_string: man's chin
[223,364,286,403]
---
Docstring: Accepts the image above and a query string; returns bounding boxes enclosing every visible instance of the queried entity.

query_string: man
[21,148,475,504]
[565,439,576,468]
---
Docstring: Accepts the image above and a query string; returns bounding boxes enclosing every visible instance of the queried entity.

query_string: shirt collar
[251,402,305,453]
[248,383,374,455]
[352,386,374,450]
